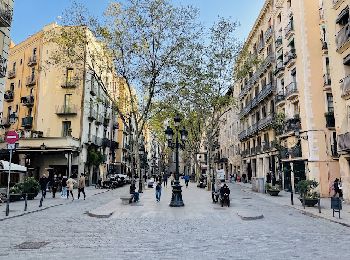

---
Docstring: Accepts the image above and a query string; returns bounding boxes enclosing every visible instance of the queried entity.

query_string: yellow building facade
[1,23,120,185]
[236,0,339,196]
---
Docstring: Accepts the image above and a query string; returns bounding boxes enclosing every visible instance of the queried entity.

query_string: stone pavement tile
[234,182,350,227]
[0,187,110,221]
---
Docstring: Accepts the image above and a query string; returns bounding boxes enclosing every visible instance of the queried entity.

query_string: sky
[11,0,265,44]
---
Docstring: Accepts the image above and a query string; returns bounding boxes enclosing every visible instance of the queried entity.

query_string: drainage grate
[15,242,50,249]
[242,197,252,200]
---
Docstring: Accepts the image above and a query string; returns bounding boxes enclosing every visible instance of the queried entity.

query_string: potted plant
[296,180,319,207]
[21,177,40,200]
[9,185,22,202]
[265,183,281,196]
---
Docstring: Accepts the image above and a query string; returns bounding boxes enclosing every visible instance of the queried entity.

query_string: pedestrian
[339,178,344,201]
[333,178,343,199]
[170,172,174,186]
[39,174,48,198]
[184,174,190,188]
[61,176,68,198]
[155,182,162,202]
[78,174,86,200]
[163,172,168,187]
[51,175,59,198]
[66,177,77,200]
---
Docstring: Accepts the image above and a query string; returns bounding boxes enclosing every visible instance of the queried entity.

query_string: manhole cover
[15,242,50,249]
[242,197,252,200]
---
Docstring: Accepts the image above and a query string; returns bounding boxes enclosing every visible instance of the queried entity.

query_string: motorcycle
[220,193,230,207]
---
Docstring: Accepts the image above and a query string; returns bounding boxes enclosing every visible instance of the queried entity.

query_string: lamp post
[138,143,145,193]
[164,115,188,207]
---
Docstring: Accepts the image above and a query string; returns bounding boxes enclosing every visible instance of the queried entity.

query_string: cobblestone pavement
[0,181,350,260]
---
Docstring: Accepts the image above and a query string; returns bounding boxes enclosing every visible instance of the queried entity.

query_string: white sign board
[7,143,16,150]
[216,169,225,181]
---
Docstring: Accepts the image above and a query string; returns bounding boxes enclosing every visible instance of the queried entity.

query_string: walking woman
[155,182,162,202]
[66,177,77,200]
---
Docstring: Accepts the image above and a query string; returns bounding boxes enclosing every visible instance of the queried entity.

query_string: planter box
[9,194,22,202]
[22,193,38,200]
[267,189,280,196]
[299,198,319,207]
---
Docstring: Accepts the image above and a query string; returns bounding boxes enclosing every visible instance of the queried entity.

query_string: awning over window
[336,6,349,25]
[0,160,27,172]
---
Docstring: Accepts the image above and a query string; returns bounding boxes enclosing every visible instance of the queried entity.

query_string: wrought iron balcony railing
[0,1,13,27]
[0,55,6,78]
[284,19,294,37]
[336,24,350,50]
[4,90,14,102]
[338,132,350,152]
[27,55,37,66]
[340,74,350,97]
[21,116,33,128]
[285,82,298,98]
[55,105,78,115]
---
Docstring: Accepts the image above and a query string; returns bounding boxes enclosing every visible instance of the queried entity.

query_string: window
[12,62,16,71]
[18,80,20,88]
[20,59,22,65]
[33,48,37,56]
[31,67,35,78]
[66,68,74,82]
[10,83,14,91]
[277,13,281,24]
[287,0,291,8]
[326,93,334,112]
[291,69,297,82]
[62,121,71,137]
[270,100,275,113]
[64,94,72,109]
[262,106,267,118]
[88,123,91,141]
[293,101,299,115]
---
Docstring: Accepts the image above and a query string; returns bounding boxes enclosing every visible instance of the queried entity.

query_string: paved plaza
[0,181,350,260]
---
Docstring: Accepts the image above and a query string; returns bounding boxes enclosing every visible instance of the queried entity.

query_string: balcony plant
[272,112,285,135]
[265,183,281,196]
[296,180,319,207]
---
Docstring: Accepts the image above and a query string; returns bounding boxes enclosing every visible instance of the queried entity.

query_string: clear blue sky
[11,0,265,44]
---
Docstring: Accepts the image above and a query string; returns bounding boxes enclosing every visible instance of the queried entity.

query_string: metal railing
[340,74,350,97]
[323,73,331,86]
[4,90,14,101]
[265,27,273,42]
[55,105,78,115]
[0,1,13,27]
[336,24,350,50]
[22,95,34,106]
[284,19,294,37]
[338,132,350,151]
[7,69,15,79]
[27,55,37,66]
[0,55,6,78]
[285,82,298,97]
[21,116,33,128]
[26,75,36,86]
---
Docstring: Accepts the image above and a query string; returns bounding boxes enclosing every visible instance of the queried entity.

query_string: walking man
[184,174,190,188]
[163,172,168,187]
[155,182,162,202]
[39,174,48,198]
[51,175,59,198]
[78,174,86,200]
[61,176,68,198]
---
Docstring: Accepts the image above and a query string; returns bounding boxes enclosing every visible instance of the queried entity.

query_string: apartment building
[0,0,14,120]
[1,23,119,185]
[216,88,241,180]
[323,0,350,200]
[236,0,339,196]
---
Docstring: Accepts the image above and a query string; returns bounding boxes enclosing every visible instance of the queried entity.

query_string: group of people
[39,173,87,201]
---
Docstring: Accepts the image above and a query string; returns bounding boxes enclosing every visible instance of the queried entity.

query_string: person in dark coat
[39,174,49,198]
[51,175,59,198]
[163,173,168,187]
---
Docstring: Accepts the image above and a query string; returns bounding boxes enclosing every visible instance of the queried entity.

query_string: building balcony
[321,40,328,51]
[102,137,111,148]
[257,83,275,104]
[331,144,339,158]
[0,1,13,27]
[258,53,275,77]
[275,36,283,49]
[0,55,6,78]
[21,95,34,107]
[323,73,332,86]
[336,24,350,51]
[21,116,33,128]
[258,113,274,131]
[103,116,110,127]
[255,145,262,154]
[247,122,258,137]
[26,75,36,87]
[61,81,77,89]
[284,49,297,68]
[257,40,265,53]
[250,147,256,156]
[95,114,103,125]
[4,90,14,102]
[27,55,37,66]
[7,69,16,79]
[239,103,252,119]
[265,27,273,43]
[91,135,103,146]
[263,143,271,152]
[238,129,248,141]
[274,60,285,76]
[55,105,78,116]
[88,109,97,121]
[111,141,119,150]
[275,92,285,106]
[340,74,350,98]
[338,132,350,152]
[290,143,302,158]
[284,19,294,38]
[113,122,119,130]
[285,82,298,99]
[284,116,301,134]
[325,112,335,128]
[333,0,344,8]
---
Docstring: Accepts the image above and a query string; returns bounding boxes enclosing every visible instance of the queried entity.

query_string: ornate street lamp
[164,115,188,207]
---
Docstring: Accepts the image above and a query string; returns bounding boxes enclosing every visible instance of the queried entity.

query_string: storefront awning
[0,160,27,172]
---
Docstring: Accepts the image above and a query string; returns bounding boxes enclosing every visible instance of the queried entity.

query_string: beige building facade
[236,0,340,196]
[1,23,120,185]
[323,0,350,200]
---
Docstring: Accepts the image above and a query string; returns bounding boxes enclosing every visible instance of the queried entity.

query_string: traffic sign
[6,131,19,144]
[7,143,16,150]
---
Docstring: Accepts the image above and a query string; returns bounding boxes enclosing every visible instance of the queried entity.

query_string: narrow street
[0,181,349,260]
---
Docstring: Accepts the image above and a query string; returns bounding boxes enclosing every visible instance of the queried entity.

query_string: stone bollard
[291,191,294,205]
[24,193,28,211]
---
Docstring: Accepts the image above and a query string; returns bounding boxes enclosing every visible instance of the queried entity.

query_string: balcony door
[64,94,72,111]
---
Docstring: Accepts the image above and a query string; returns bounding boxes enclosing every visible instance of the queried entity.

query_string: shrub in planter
[296,180,319,206]
[9,185,22,202]
[265,183,281,196]
[21,177,40,199]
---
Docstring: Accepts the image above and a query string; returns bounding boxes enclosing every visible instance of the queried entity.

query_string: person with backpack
[155,182,162,202]
[184,175,190,188]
